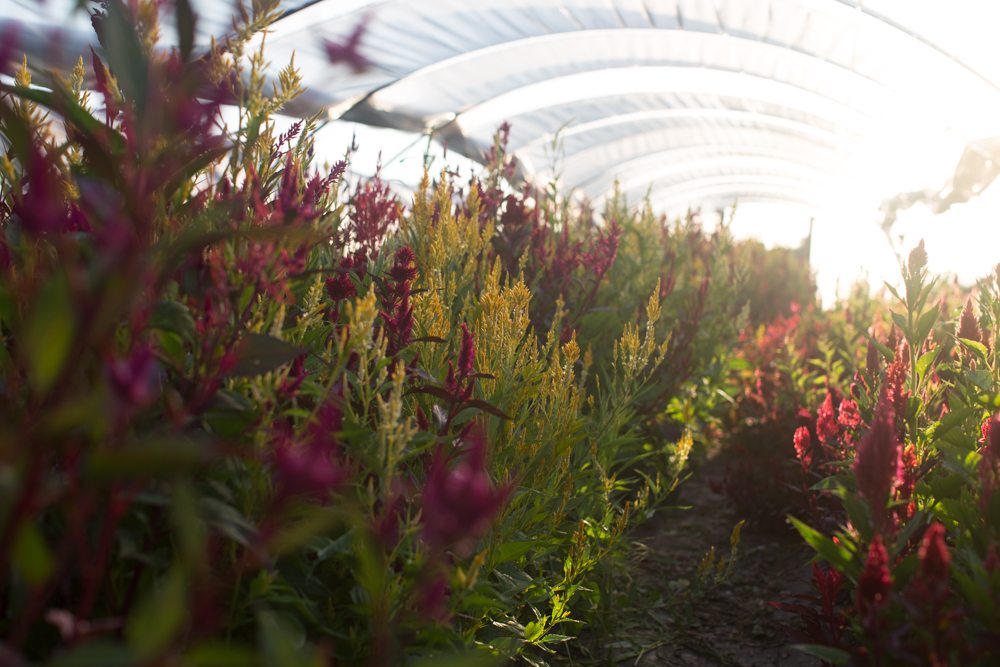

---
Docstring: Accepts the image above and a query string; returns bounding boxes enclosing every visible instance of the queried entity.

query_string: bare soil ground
[567,455,821,667]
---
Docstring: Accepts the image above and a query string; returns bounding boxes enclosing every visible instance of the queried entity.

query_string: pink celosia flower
[108,343,161,408]
[908,240,928,273]
[838,399,862,430]
[816,393,840,445]
[857,536,892,616]
[918,523,950,584]
[865,338,881,377]
[13,146,69,236]
[978,414,1000,507]
[415,571,451,624]
[884,340,910,426]
[458,323,475,377]
[793,426,813,469]
[273,401,348,500]
[957,298,982,344]
[379,246,417,355]
[812,562,844,620]
[323,19,370,73]
[853,397,903,522]
[420,425,509,553]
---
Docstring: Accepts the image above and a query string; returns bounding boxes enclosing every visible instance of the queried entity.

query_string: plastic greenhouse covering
[4,0,1000,298]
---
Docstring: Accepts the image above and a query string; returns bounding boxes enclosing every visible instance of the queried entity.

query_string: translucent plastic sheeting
[6,0,1000,226]
[259,0,1000,220]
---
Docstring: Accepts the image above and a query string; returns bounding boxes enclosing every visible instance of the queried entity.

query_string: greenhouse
[1,1,999,665]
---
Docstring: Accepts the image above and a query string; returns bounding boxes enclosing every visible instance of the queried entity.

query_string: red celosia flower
[415,571,451,624]
[420,425,509,553]
[884,340,910,426]
[853,397,902,521]
[108,343,161,408]
[816,392,840,445]
[389,246,417,285]
[957,298,982,344]
[793,426,813,469]
[812,562,844,620]
[326,258,357,302]
[273,400,348,500]
[277,355,307,399]
[379,246,417,355]
[918,523,950,584]
[908,240,928,273]
[985,544,1000,573]
[857,536,892,616]
[13,146,70,235]
[866,338,881,378]
[838,399,862,430]
[323,19,370,73]
[978,414,1000,507]
[348,174,399,259]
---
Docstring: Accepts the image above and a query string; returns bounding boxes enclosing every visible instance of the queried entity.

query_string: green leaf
[175,0,196,61]
[890,311,908,338]
[524,620,546,643]
[23,273,75,394]
[102,1,149,114]
[915,347,941,385]
[269,507,342,558]
[494,540,536,564]
[258,611,321,667]
[966,369,994,392]
[87,436,215,479]
[184,644,258,667]
[46,641,135,667]
[150,300,197,343]
[12,522,54,585]
[126,566,187,660]
[788,516,856,576]
[958,337,990,364]
[227,333,304,378]
[915,306,939,344]
[932,406,974,441]
[883,281,903,304]
[790,644,850,664]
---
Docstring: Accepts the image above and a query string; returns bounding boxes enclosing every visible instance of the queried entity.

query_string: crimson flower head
[853,396,902,520]
[918,522,951,584]
[273,400,348,500]
[108,343,161,408]
[390,246,417,285]
[816,392,840,444]
[857,535,892,616]
[838,399,862,430]
[866,338,881,377]
[793,426,812,469]
[982,414,1000,456]
[13,146,69,235]
[957,298,982,344]
[326,259,357,302]
[420,425,510,553]
[458,323,475,377]
[908,240,928,274]
[812,563,843,618]
[323,19,370,73]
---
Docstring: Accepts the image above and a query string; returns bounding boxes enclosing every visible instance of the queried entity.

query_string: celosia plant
[0,3,743,665]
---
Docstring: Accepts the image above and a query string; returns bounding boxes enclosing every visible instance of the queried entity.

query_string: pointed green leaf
[23,273,75,395]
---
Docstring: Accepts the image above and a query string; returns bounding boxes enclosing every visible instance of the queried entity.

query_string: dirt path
[572,455,820,666]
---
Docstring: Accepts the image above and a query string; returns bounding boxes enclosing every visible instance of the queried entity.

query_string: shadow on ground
[565,455,821,667]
